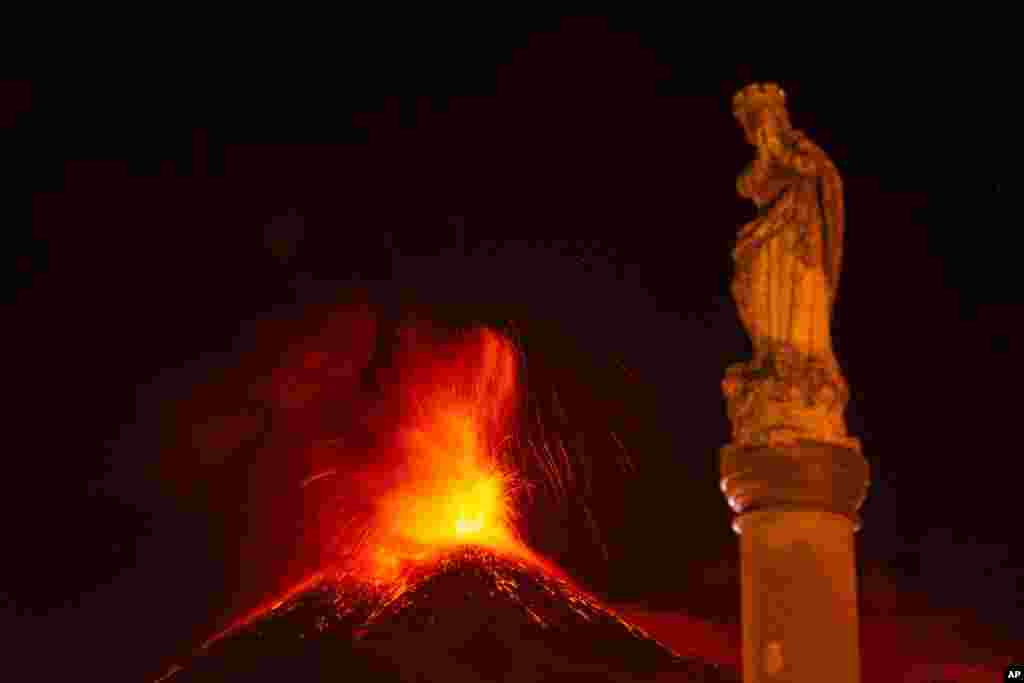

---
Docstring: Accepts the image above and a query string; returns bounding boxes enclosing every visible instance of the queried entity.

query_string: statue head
[733,83,791,145]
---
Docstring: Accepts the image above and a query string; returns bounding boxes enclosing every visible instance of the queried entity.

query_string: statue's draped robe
[732,130,844,368]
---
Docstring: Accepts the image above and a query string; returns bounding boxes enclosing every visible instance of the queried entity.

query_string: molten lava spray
[209,319,595,643]
[355,326,531,579]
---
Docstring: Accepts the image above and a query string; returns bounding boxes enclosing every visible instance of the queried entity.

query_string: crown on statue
[732,82,787,118]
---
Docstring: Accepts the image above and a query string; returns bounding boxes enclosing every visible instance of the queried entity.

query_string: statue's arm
[757,120,820,176]
[738,156,791,205]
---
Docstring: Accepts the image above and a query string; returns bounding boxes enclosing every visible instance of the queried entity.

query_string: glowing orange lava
[355,327,531,580]
[209,326,554,645]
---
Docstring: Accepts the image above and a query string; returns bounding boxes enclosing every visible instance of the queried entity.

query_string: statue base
[722,344,860,451]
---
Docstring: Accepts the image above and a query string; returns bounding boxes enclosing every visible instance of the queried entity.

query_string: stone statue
[720,85,869,683]
[723,83,859,450]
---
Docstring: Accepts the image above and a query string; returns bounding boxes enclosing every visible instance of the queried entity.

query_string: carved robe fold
[731,134,844,367]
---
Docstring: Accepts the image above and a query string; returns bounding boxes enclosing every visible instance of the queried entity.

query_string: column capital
[720,440,870,533]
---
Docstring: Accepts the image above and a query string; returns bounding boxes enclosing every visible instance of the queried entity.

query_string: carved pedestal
[721,354,869,683]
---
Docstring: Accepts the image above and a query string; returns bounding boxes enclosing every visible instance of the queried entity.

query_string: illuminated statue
[720,84,869,683]
[723,84,858,450]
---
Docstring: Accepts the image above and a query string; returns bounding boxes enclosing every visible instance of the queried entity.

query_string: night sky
[6,18,1019,680]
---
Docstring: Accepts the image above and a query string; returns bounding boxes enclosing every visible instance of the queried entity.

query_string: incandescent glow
[207,325,571,646]
[455,514,484,537]
[357,328,529,580]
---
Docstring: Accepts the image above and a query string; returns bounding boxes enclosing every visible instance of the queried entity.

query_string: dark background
[5,17,1019,680]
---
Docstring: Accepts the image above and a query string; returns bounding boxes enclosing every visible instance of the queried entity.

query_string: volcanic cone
[160,546,739,682]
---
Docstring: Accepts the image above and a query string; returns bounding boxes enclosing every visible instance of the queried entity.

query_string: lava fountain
[355,326,533,579]
[160,322,740,682]
[213,325,543,640]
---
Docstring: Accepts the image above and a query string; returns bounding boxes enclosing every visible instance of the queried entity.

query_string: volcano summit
[160,546,738,682]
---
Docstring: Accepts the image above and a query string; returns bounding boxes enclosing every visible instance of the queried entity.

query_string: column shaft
[737,510,860,683]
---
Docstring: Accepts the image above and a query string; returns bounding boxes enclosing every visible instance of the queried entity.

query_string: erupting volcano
[360,328,528,577]
[159,326,738,682]
[160,545,738,682]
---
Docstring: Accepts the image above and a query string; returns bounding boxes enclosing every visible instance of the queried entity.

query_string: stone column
[720,440,869,683]
[724,82,870,682]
